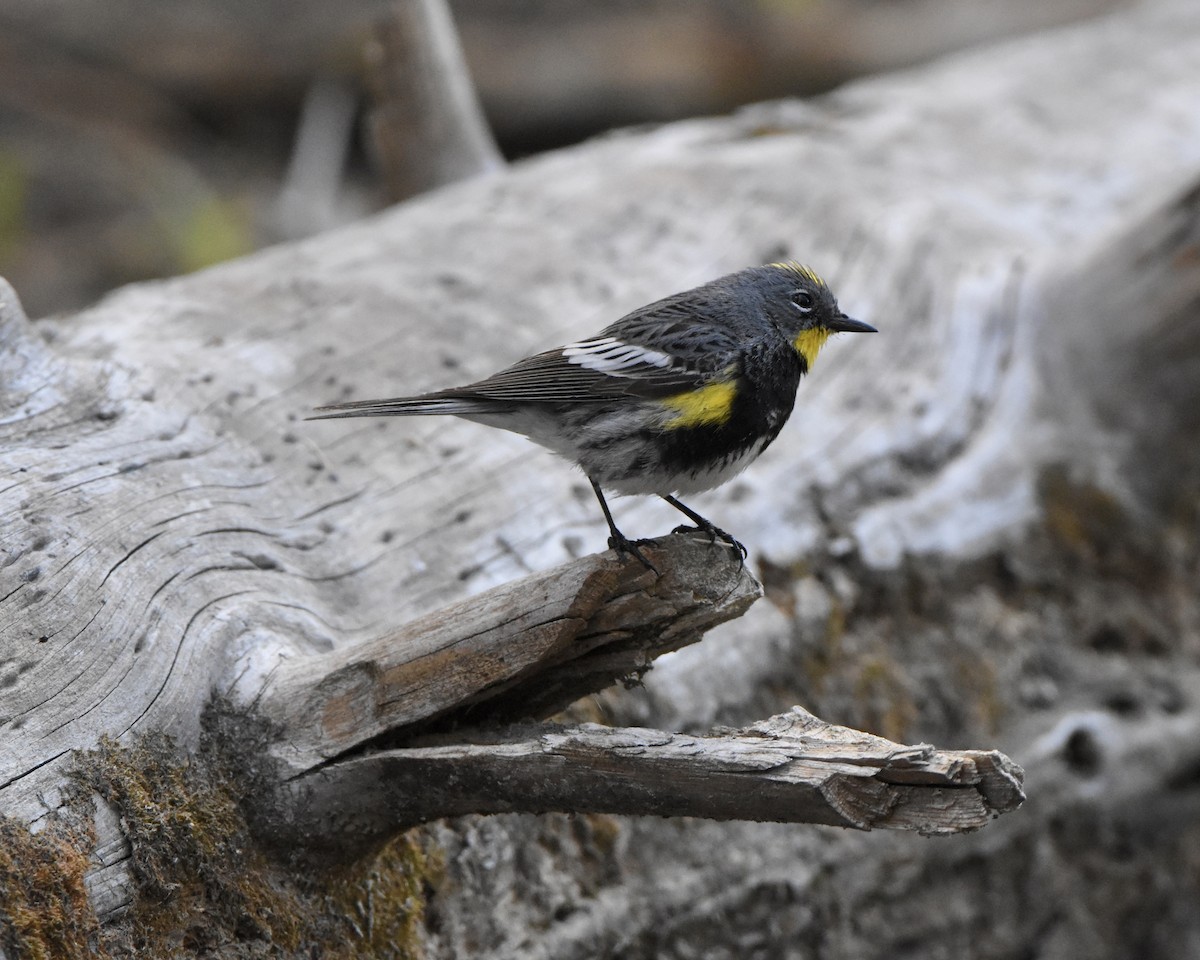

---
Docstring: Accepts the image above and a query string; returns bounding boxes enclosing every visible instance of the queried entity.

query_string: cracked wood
[258,534,760,770]
[271,706,1025,862]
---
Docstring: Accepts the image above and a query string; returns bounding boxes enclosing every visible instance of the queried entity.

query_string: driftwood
[249,535,1020,862]
[4,0,1200,956]
[275,707,1023,864]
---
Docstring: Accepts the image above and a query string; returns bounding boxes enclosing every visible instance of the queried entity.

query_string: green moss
[0,815,104,960]
[0,150,27,258]
[1038,464,1165,587]
[74,733,303,956]
[173,196,253,275]
[1041,465,1123,549]
[68,727,441,958]
[325,833,444,959]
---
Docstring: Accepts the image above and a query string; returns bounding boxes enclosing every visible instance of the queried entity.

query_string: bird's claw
[670,523,748,564]
[608,534,660,575]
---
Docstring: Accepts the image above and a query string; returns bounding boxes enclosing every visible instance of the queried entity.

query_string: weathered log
[3,0,1200,955]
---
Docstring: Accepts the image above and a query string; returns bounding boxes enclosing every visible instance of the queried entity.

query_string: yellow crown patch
[768,261,825,287]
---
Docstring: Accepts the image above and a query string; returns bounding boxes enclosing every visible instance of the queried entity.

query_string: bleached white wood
[1,0,1199,941]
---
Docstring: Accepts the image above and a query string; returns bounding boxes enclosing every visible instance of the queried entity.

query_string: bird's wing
[453,344,698,403]
[458,295,745,404]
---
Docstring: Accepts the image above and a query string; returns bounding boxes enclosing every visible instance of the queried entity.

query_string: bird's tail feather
[308,394,506,420]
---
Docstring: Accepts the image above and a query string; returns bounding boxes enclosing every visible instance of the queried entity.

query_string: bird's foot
[670,523,748,564]
[608,533,660,575]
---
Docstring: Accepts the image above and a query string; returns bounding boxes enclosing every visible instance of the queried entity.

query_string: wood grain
[271,707,1025,862]
[1,1,1198,940]
[259,534,760,770]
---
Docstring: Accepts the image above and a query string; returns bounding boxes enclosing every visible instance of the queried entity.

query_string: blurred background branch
[364,0,503,203]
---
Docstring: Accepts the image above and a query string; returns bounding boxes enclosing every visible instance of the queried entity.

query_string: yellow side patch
[794,327,832,366]
[661,380,738,429]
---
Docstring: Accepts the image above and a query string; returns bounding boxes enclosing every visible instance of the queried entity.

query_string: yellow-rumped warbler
[311,262,875,568]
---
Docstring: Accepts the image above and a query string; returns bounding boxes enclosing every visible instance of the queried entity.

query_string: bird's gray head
[756,261,876,367]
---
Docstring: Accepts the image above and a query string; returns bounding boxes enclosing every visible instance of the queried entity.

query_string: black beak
[827,313,877,334]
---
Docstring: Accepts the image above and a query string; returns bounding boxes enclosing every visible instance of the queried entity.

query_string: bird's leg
[660,494,747,562]
[590,478,658,573]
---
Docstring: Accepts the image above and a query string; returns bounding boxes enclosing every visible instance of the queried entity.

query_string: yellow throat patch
[661,380,738,428]
[769,261,833,365]
[793,327,832,367]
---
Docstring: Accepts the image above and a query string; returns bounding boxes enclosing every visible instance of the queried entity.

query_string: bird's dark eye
[791,289,815,312]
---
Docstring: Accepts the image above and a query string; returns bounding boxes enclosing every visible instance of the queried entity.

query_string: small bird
[311,262,875,568]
